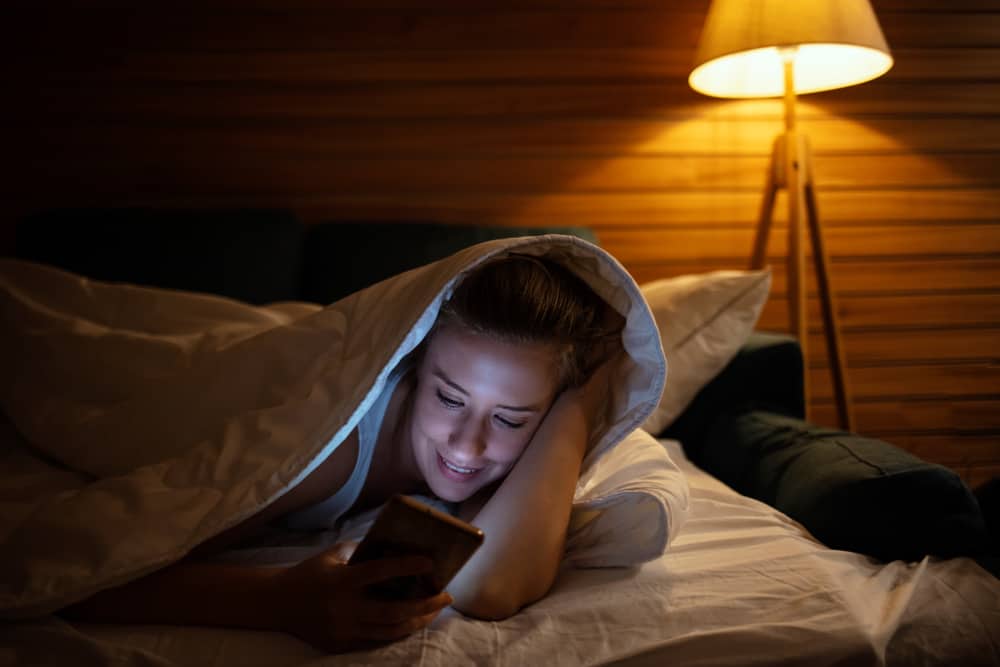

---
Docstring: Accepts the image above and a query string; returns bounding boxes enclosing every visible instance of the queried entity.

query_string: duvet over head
[0,234,687,619]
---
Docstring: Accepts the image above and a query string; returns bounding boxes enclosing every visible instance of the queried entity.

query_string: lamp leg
[777,55,811,420]
[750,131,810,420]
[803,170,855,431]
[784,130,810,421]
[753,88,854,430]
[751,137,782,271]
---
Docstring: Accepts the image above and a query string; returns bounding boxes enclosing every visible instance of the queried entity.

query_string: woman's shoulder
[192,429,360,554]
[279,429,361,516]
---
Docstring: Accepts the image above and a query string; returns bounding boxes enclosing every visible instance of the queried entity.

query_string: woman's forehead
[422,326,560,401]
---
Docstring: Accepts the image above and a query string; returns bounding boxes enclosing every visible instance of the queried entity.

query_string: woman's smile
[437,451,483,480]
[405,324,561,502]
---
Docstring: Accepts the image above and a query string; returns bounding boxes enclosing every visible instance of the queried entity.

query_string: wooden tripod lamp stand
[688,0,894,430]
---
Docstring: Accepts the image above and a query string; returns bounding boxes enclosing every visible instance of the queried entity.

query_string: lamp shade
[689,0,893,98]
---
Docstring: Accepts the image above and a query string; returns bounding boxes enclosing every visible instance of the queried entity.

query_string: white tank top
[281,361,411,530]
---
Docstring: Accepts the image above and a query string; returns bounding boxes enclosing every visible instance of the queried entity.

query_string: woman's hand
[268,544,452,654]
[564,345,623,444]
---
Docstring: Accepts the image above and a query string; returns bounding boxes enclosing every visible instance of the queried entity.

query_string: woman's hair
[431,254,621,388]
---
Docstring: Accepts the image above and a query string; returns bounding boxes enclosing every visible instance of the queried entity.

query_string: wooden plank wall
[4,0,999,487]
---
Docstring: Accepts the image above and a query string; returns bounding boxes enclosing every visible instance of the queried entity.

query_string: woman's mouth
[437,452,483,482]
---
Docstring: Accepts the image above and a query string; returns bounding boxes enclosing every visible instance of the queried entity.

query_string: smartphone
[347,494,485,600]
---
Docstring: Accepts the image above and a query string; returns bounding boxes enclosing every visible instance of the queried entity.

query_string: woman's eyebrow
[498,404,542,413]
[433,369,469,397]
[432,369,542,413]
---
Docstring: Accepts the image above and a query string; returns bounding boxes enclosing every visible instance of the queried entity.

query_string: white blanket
[0,235,681,620]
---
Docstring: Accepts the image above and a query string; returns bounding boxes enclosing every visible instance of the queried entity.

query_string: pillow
[565,428,689,567]
[704,410,991,562]
[639,269,771,435]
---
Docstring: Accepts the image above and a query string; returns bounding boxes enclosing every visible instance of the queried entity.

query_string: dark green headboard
[299,221,598,305]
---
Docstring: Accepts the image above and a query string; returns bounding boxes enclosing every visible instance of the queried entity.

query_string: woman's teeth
[442,457,478,474]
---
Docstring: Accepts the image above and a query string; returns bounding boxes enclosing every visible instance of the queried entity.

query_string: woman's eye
[436,390,463,409]
[494,415,526,429]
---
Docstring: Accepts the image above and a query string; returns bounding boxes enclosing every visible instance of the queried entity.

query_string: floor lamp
[688,0,894,430]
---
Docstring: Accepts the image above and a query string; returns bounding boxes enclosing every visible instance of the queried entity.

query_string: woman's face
[407,324,561,503]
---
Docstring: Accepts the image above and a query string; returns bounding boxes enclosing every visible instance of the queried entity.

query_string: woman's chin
[431,486,469,503]
[424,478,478,503]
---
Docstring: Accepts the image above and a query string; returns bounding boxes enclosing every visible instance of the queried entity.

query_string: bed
[2,209,998,666]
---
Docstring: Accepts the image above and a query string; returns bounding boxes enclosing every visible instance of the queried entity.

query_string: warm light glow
[690,44,894,98]
[689,0,893,99]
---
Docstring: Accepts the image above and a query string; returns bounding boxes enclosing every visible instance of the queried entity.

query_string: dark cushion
[299,221,599,304]
[662,331,806,459]
[703,410,991,562]
[14,208,303,305]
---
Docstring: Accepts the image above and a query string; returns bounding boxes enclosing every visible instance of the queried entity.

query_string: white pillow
[639,269,772,435]
[566,428,689,567]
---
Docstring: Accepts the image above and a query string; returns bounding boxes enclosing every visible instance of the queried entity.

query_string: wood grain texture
[2,1,998,487]
[11,117,1000,156]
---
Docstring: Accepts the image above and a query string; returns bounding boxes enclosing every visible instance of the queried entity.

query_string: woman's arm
[60,428,451,654]
[62,559,288,630]
[447,369,609,620]
[62,548,451,654]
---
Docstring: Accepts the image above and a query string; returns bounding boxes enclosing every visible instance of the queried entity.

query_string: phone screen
[348,495,485,599]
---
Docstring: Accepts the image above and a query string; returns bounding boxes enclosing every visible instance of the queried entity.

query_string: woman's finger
[309,543,350,568]
[333,540,360,561]
[356,591,453,625]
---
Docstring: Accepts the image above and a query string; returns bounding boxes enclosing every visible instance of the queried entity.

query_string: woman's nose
[448,414,487,460]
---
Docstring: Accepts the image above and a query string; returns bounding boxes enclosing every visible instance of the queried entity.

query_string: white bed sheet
[6,440,999,667]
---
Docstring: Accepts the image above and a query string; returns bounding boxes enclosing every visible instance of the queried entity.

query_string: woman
[62,254,621,654]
